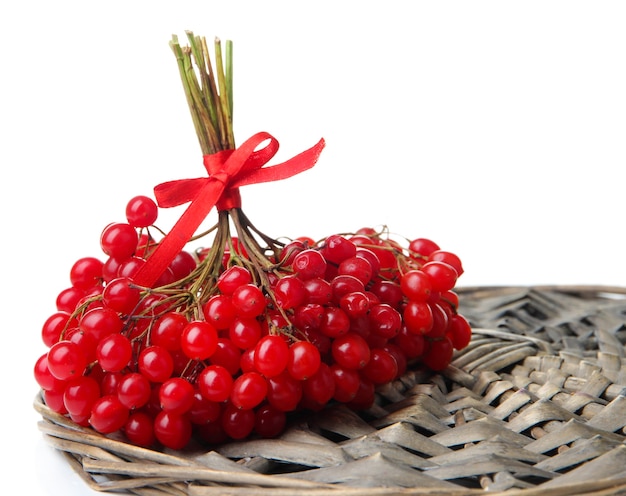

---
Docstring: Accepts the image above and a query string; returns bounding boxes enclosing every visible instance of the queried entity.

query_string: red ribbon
[132,132,326,288]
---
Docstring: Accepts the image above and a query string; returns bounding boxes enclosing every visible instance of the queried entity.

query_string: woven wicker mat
[34,285,626,495]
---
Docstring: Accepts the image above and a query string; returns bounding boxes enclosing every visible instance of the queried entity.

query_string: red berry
[409,238,440,259]
[154,411,192,450]
[125,195,158,228]
[117,372,151,410]
[197,364,233,403]
[423,337,454,371]
[209,338,242,376]
[79,307,124,342]
[292,249,327,280]
[89,395,129,434]
[229,317,262,350]
[302,362,335,407]
[355,247,381,276]
[180,320,218,360]
[56,287,84,313]
[338,256,373,285]
[287,341,321,380]
[124,411,155,447]
[302,277,333,305]
[70,257,104,291]
[348,377,376,410]
[254,335,289,378]
[426,303,449,338]
[429,250,464,276]
[448,314,472,350]
[339,291,370,319]
[47,340,87,380]
[322,234,356,264]
[152,312,188,351]
[43,389,67,414]
[368,303,402,339]
[217,266,252,295]
[230,371,268,410]
[34,353,65,391]
[255,404,286,438]
[361,348,398,384]
[266,371,302,412]
[231,284,266,318]
[369,280,403,309]
[41,312,75,347]
[393,326,426,359]
[189,391,222,425]
[331,274,365,302]
[102,277,141,314]
[97,333,132,372]
[159,377,195,414]
[203,294,237,330]
[138,345,174,383]
[400,270,433,302]
[273,275,307,309]
[168,250,197,280]
[331,364,360,402]
[100,222,138,260]
[403,300,434,335]
[421,261,458,292]
[331,333,371,370]
[221,403,255,440]
[320,306,350,338]
[63,375,101,418]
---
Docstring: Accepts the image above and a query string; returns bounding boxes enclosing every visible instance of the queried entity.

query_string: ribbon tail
[233,138,326,187]
[154,177,209,208]
[133,182,226,287]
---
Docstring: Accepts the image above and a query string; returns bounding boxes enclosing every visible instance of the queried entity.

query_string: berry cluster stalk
[169,33,287,312]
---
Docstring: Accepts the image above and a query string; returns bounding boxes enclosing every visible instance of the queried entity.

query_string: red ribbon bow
[133,132,326,287]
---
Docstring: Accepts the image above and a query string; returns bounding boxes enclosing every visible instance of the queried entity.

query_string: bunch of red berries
[33,33,471,451]
[34,193,471,449]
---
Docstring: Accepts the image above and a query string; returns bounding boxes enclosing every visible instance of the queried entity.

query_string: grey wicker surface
[35,286,626,495]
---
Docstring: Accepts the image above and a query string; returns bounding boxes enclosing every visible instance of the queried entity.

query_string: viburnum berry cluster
[33,33,472,451]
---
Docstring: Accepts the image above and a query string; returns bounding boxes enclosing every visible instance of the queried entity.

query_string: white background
[1,1,626,494]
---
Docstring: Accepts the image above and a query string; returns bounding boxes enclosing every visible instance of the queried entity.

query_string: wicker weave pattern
[34,286,626,495]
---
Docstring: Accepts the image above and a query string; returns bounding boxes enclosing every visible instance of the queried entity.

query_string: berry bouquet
[34,32,471,452]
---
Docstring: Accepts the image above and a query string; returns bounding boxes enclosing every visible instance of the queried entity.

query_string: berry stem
[170,33,234,155]
[169,35,280,293]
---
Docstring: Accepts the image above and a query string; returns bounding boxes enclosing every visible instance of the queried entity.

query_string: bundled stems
[170,33,234,154]
[169,32,286,314]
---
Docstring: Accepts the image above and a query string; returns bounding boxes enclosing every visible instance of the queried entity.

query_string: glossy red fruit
[89,395,129,434]
[292,249,327,280]
[230,371,268,410]
[154,411,192,450]
[124,411,155,447]
[47,340,87,380]
[102,277,141,314]
[421,261,458,292]
[217,266,253,295]
[180,320,218,360]
[70,257,104,291]
[423,337,454,371]
[287,341,321,380]
[409,238,440,258]
[197,364,233,403]
[231,284,266,318]
[100,222,138,260]
[331,333,371,370]
[448,314,472,350]
[254,335,289,378]
[361,348,398,384]
[159,377,195,414]
[126,195,158,228]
